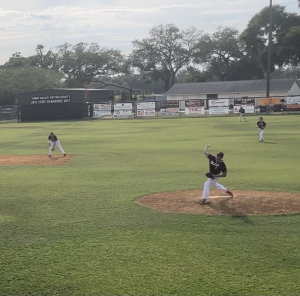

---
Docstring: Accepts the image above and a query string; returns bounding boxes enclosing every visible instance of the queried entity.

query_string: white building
[166,78,300,101]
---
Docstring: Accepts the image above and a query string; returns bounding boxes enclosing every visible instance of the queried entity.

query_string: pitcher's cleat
[226,188,233,197]
[199,199,210,205]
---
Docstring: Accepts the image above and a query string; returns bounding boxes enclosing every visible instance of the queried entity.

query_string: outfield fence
[2,95,300,122]
[88,96,300,120]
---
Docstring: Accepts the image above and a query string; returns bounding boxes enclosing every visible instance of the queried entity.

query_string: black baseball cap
[217,152,224,158]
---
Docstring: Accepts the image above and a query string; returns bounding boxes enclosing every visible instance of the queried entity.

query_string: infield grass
[0,115,300,296]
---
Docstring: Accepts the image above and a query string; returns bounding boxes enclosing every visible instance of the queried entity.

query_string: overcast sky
[0,0,299,65]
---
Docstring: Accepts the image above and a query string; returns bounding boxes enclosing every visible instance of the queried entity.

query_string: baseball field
[1,115,300,296]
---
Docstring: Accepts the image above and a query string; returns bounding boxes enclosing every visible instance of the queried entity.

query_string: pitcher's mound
[136,190,300,216]
[0,155,73,166]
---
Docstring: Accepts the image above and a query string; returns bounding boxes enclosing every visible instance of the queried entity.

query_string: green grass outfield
[0,115,300,296]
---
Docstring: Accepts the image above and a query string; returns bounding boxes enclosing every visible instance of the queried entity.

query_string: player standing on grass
[48,132,66,157]
[238,106,247,122]
[199,144,233,205]
[256,117,266,142]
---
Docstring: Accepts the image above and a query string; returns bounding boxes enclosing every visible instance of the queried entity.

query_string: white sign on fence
[208,99,229,107]
[233,105,255,113]
[137,110,156,116]
[93,110,112,118]
[160,108,180,116]
[114,103,132,110]
[137,102,155,109]
[286,96,300,104]
[94,103,111,110]
[185,107,205,115]
[114,110,132,118]
[209,107,229,114]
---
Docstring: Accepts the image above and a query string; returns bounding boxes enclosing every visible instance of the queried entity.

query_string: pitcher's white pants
[259,129,265,141]
[49,140,65,156]
[202,177,227,200]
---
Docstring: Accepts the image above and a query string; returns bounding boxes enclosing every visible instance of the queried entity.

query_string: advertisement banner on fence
[93,110,112,118]
[114,110,132,118]
[185,100,204,107]
[233,105,255,113]
[161,101,179,108]
[137,102,155,109]
[114,103,132,110]
[259,97,281,105]
[94,103,111,110]
[208,99,229,107]
[234,98,255,106]
[160,108,180,116]
[185,107,205,115]
[286,104,300,111]
[137,110,156,116]
[209,107,229,114]
[286,96,300,104]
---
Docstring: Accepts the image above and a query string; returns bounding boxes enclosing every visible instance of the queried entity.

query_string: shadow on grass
[262,141,277,144]
[209,196,253,223]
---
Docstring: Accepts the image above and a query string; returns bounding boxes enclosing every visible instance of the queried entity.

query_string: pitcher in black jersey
[48,132,66,157]
[200,144,233,205]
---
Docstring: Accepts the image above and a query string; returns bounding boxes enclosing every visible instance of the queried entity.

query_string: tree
[129,24,207,91]
[0,50,63,104]
[276,24,300,66]
[203,26,244,81]
[192,26,264,81]
[176,67,214,83]
[93,74,165,94]
[240,5,300,71]
[2,52,31,69]
[269,66,300,79]
[55,42,128,87]
[29,44,58,69]
[0,67,63,105]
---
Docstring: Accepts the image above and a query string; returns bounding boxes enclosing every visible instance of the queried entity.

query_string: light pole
[266,0,273,97]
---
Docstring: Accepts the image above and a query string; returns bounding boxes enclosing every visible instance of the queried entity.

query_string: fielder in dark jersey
[239,106,247,122]
[48,132,66,157]
[256,117,266,142]
[200,144,233,204]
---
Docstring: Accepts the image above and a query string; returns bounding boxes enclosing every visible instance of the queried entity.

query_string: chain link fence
[0,105,18,122]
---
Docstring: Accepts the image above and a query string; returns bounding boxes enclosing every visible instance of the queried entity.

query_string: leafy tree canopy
[0,67,63,105]
[129,24,207,91]
[240,5,300,70]
[55,42,128,88]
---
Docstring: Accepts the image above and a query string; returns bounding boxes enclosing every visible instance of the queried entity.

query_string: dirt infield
[136,190,300,216]
[0,155,73,166]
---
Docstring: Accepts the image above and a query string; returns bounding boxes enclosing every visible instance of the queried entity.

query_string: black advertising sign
[161,101,179,108]
[31,95,71,105]
[185,100,204,107]
[234,98,255,106]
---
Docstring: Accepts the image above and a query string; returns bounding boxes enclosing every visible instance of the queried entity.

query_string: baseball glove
[205,172,215,179]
